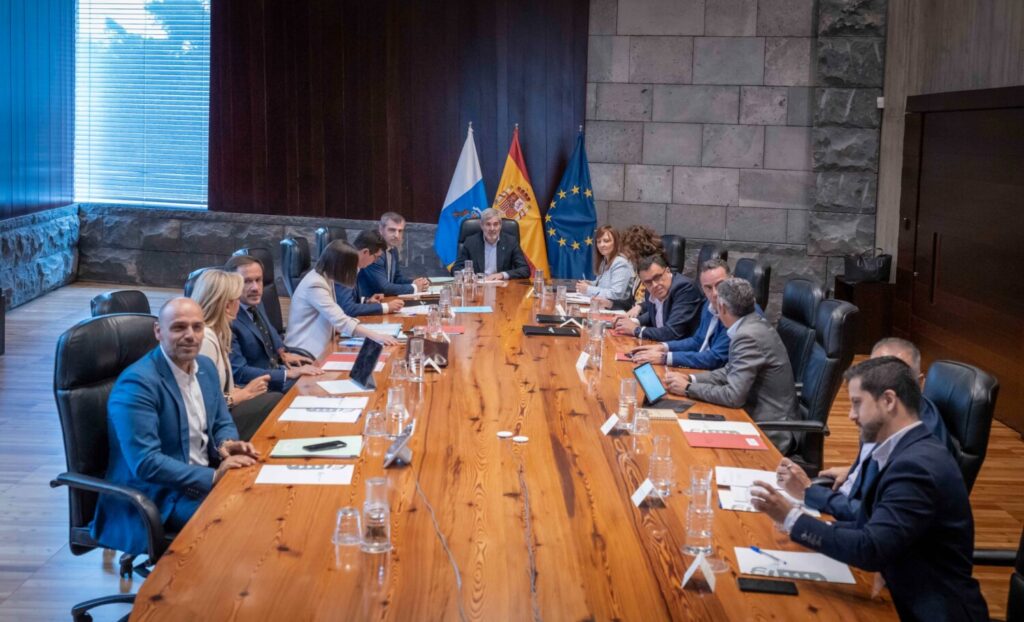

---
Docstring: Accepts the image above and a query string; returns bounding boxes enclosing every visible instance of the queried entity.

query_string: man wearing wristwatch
[613,255,703,343]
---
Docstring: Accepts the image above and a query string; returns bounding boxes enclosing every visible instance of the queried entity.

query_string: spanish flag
[492,126,549,276]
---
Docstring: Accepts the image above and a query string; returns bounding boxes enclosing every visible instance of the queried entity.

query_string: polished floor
[0,282,1019,620]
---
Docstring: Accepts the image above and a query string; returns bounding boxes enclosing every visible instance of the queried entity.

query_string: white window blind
[75,0,210,207]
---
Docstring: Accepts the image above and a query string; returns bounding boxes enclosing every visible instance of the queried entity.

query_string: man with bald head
[774,336,951,521]
[92,298,260,555]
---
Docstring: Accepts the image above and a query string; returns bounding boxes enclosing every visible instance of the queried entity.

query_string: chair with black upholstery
[280,237,312,297]
[776,279,824,382]
[974,528,1024,622]
[232,247,284,335]
[757,299,859,475]
[314,227,335,260]
[923,360,999,492]
[734,258,771,310]
[661,235,686,273]
[51,314,171,621]
[696,243,727,273]
[183,266,216,298]
[90,290,151,317]
[457,218,521,263]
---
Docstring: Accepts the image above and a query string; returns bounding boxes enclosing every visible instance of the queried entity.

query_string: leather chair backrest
[53,314,157,542]
[280,237,311,297]
[315,227,333,260]
[696,243,727,272]
[661,235,686,273]
[1009,529,1024,622]
[734,258,771,309]
[233,247,275,286]
[777,279,823,380]
[234,247,285,334]
[183,266,216,298]
[923,360,999,492]
[90,290,151,317]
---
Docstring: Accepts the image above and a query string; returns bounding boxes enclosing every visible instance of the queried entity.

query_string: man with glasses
[613,255,703,342]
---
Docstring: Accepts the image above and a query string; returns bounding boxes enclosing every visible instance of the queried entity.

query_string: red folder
[442,326,466,335]
[681,431,768,451]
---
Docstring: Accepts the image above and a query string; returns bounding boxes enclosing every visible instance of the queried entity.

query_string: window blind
[75,0,210,207]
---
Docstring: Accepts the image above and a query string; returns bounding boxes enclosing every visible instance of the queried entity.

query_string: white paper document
[316,379,374,395]
[734,547,856,584]
[321,361,385,372]
[279,408,363,424]
[290,396,369,410]
[397,305,432,316]
[678,420,760,435]
[255,464,354,486]
[565,293,590,304]
[714,466,778,488]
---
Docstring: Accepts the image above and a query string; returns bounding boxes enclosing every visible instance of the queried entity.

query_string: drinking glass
[683,504,715,556]
[616,378,637,431]
[361,478,391,553]
[648,435,674,498]
[587,335,603,369]
[408,337,425,383]
[333,507,362,546]
[555,285,567,311]
[464,260,474,275]
[633,408,651,436]
[386,386,408,438]
[363,410,387,438]
[688,465,714,508]
[426,305,442,338]
[389,359,408,382]
[533,269,544,296]
[438,286,452,318]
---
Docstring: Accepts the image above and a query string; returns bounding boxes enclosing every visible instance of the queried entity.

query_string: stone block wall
[0,205,78,309]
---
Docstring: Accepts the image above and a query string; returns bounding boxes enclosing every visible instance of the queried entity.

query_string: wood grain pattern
[130,283,896,621]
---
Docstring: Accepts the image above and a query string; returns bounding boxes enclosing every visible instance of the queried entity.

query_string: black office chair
[734,258,771,310]
[280,237,312,297]
[661,235,686,273]
[314,226,334,260]
[90,290,151,317]
[776,279,824,382]
[924,360,999,492]
[51,314,171,621]
[456,218,521,270]
[183,266,217,298]
[233,247,285,335]
[758,299,859,476]
[974,528,1024,622]
[696,243,727,273]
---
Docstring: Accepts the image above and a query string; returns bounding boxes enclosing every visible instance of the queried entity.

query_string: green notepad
[269,436,363,459]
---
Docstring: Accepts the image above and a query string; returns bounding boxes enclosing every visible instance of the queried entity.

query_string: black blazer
[634,273,704,342]
[790,423,988,621]
[451,231,530,279]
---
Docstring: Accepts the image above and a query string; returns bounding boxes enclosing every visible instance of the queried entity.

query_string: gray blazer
[586,254,635,300]
[687,314,799,454]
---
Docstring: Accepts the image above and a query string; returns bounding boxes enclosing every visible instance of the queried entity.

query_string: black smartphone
[737,577,798,596]
[688,412,726,421]
[302,440,348,452]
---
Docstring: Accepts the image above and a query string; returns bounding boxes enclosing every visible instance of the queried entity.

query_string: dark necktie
[853,456,880,500]
[386,249,394,282]
[249,307,279,366]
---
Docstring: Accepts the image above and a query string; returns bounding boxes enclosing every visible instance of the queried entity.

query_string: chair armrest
[284,346,316,361]
[755,420,829,435]
[51,472,169,560]
[973,548,1018,567]
[794,381,804,398]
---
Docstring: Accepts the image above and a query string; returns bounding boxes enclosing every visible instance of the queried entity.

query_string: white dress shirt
[160,346,209,466]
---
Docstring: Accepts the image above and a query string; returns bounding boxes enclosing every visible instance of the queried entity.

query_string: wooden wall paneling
[892,112,921,337]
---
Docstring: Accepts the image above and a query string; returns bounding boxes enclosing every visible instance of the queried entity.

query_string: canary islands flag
[546,132,597,279]
[492,127,549,276]
[436,125,487,270]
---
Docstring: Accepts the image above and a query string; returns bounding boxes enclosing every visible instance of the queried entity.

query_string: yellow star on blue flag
[545,132,597,279]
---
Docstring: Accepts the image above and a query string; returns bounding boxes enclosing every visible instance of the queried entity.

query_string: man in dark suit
[751,356,988,621]
[665,277,798,454]
[336,230,406,317]
[613,255,703,342]
[92,298,260,555]
[776,337,953,520]
[451,208,530,280]
[225,255,323,393]
[357,212,431,296]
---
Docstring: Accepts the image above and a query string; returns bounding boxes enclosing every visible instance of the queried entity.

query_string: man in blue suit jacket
[92,298,260,555]
[752,357,988,621]
[336,229,407,316]
[357,212,431,297]
[613,255,704,342]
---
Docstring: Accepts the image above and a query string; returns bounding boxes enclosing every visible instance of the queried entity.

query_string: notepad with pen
[522,325,581,337]
[269,435,363,459]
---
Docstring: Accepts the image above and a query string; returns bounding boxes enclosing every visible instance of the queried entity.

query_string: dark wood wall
[208,0,589,223]
[0,0,75,221]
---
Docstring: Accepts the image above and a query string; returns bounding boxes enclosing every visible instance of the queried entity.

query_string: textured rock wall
[77,204,448,291]
[0,205,79,309]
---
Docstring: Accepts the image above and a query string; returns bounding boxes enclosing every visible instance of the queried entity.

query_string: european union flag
[545,132,597,279]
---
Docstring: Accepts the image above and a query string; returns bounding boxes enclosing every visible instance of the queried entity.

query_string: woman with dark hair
[285,239,399,356]
[575,225,635,300]
[595,225,664,312]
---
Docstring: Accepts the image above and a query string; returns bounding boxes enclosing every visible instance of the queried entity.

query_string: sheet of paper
[290,396,369,410]
[718,487,820,517]
[322,361,385,372]
[397,305,431,315]
[317,379,374,395]
[565,293,590,304]
[429,276,455,284]
[270,435,363,459]
[452,306,493,313]
[600,414,620,435]
[326,353,390,363]
[279,408,363,424]
[714,466,778,489]
[734,547,855,584]
[255,464,354,486]
[575,351,590,372]
[363,323,404,336]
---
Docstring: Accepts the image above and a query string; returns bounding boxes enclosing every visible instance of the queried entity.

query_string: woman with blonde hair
[190,269,283,440]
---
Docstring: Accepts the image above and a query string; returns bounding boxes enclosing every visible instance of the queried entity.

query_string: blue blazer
[229,303,288,392]
[664,302,763,370]
[635,273,704,342]
[790,423,988,621]
[334,280,385,317]
[92,349,238,555]
[806,396,952,520]
[358,247,414,296]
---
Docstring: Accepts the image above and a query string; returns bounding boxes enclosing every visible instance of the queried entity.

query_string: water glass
[684,504,715,556]
[688,465,714,508]
[649,455,674,499]
[389,359,408,382]
[617,378,637,431]
[333,507,362,546]
[555,285,568,311]
[533,269,544,296]
[426,305,442,339]
[438,286,452,318]
[363,410,387,438]
[408,337,425,382]
[633,408,651,436]
[386,386,408,438]
[361,478,391,553]
[464,260,474,275]
[587,336,603,369]
[452,280,465,307]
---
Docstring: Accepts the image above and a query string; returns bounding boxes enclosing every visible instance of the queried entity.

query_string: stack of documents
[321,360,385,372]
[714,466,820,517]
[279,396,368,423]
[255,464,354,486]
[678,420,768,450]
[565,293,590,305]
[734,547,855,584]
[397,305,432,316]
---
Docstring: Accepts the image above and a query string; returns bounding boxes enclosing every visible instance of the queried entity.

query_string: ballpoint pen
[750,546,788,565]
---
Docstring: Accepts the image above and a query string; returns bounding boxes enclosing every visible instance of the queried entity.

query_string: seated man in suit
[613,255,704,343]
[665,278,798,454]
[336,230,406,317]
[225,255,323,393]
[451,207,530,280]
[628,258,762,370]
[92,298,261,555]
[358,212,431,296]
[750,357,988,621]
[775,337,953,521]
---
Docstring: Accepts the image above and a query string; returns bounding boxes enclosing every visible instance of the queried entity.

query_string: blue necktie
[854,457,880,500]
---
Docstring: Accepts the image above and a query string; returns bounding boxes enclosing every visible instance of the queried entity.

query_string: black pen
[302,439,348,451]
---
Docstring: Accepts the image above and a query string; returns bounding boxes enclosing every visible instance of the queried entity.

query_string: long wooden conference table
[132,282,896,620]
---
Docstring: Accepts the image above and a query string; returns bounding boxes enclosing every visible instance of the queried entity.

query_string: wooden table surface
[131,282,896,621]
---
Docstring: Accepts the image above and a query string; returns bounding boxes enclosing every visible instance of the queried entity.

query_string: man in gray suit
[665,278,798,454]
